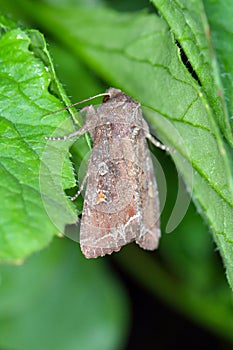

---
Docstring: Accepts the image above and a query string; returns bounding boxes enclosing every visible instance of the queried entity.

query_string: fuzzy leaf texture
[0,17,77,262]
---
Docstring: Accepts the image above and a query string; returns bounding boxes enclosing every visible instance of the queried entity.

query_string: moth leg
[145,133,172,152]
[142,119,173,152]
[70,172,89,202]
[45,105,97,141]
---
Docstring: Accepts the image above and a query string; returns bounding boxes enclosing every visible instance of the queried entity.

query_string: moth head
[104,87,133,104]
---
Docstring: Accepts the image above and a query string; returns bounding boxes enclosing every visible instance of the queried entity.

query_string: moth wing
[135,136,161,250]
[80,140,141,258]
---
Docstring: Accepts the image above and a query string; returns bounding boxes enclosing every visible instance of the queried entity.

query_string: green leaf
[13,1,233,289]
[203,0,233,135]
[0,21,77,262]
[0,238,128,350]
[151,0,233,144]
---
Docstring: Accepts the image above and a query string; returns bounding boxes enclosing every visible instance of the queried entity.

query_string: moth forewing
[123,106,160,251]
[80,96,143,258]
[136,131,161,250]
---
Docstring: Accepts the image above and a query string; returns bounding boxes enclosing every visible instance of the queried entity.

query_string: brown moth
[46,88,170,258]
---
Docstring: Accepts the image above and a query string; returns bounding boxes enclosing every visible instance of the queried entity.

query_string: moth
[46,88,170,258]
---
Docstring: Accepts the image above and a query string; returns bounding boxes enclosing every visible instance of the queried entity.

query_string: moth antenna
[43,93,110,117]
